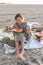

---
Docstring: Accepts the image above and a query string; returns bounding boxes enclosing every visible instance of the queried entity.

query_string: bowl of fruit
[35,33,42,42]
[4,26,12,32]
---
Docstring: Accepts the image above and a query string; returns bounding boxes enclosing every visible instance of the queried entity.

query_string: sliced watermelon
[12,28,23,35]
[35,32,42,39]
[35,35,42,39]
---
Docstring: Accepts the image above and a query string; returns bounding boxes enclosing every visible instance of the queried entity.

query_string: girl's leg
[15,41,19,59]
[19,41,25,59]
[21,41,24,53]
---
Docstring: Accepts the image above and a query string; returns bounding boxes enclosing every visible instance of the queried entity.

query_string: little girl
[12,13,31,60]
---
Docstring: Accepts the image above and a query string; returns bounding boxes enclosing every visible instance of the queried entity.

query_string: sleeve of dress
[24,22,30,33]
[24,23,31,40]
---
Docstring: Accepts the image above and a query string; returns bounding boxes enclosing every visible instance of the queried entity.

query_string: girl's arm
[24,23,31,34]
[24,23,31,40]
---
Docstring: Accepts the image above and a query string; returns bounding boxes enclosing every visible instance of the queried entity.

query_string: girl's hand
[34,36,37,39]
[26,30,31,35]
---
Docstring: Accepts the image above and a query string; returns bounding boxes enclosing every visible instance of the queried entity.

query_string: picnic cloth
[0,29,43,54]
[24,31,43,49]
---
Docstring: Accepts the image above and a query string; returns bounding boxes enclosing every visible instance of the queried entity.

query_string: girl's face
[16,17,24,24]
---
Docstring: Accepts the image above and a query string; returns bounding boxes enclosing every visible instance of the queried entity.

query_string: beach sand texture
[0,4,43,65]
[0,4,43,28]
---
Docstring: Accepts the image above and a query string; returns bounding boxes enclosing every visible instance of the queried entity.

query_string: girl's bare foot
[16,51,25,60]
[19,51,25,59]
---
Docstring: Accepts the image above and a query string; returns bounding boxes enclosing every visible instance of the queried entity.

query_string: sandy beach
[0,4,43,28]
[0,43,43,65]
[0,4,43,65]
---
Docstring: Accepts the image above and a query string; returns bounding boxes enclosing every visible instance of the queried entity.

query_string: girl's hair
[15,13,24,21]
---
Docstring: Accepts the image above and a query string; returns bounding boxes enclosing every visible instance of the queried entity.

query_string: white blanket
[0,29,43,54]
[24,32,43,49]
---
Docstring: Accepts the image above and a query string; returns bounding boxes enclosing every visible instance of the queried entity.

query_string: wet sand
[0,4,43,65]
